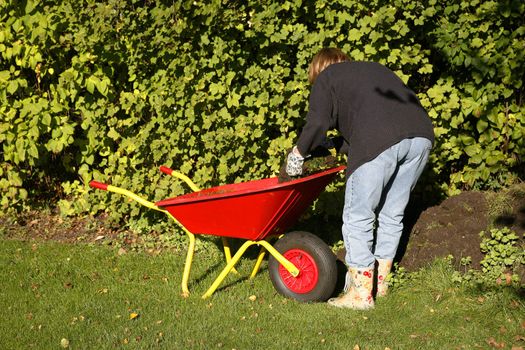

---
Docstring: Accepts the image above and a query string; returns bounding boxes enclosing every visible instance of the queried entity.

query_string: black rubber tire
[268,231,337,302]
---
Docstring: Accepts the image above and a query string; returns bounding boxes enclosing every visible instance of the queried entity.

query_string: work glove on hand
[286,146,304,177]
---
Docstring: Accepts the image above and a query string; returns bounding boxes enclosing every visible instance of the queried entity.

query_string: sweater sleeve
[296,74,334,156]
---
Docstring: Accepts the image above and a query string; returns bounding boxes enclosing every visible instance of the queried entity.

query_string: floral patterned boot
[328,267,374,310]
[376,259,393,297]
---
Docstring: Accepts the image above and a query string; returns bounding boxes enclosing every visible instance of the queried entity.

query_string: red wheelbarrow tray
[155,165,346,241]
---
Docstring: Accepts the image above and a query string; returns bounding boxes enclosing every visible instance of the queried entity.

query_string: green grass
[1,239,523,350]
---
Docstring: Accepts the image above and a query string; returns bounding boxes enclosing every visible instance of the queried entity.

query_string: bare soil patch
[400,191,489,270]
[0,211,120,244]
[400,186,525,272]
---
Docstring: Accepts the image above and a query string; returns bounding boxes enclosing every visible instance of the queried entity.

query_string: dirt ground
[402,188,525,271]
[400,191,492,271]
[1,187,524,274]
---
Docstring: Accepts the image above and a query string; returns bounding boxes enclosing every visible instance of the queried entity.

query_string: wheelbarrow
[89,164,345,302]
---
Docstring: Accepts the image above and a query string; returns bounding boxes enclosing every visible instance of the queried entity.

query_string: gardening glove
[286,146,305,177]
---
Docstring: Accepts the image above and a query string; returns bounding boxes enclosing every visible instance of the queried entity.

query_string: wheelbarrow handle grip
[159,165,200,192]
[159,165,173,175]
[89,180,109,191]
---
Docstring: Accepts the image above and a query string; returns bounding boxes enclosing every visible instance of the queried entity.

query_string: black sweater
[296,61,434,175]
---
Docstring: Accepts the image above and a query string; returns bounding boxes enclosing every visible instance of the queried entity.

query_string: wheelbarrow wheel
[268,231,337,302]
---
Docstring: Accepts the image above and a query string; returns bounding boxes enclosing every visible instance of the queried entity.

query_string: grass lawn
[1,239,523,349]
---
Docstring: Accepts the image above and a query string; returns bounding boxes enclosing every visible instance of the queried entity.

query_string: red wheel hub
[278,249,319,294]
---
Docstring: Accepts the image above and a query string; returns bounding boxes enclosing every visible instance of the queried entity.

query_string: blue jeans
[342,137,432,268]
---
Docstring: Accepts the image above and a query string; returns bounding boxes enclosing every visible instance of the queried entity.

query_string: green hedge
[1,0,524,232]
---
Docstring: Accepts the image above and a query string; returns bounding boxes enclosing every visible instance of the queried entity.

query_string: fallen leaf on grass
[70,316,82,325]
[249,295,257,302]
[486,337,505,348]
[129,313,139,320]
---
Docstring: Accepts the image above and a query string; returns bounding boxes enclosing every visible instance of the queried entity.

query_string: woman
[286,48,434,309]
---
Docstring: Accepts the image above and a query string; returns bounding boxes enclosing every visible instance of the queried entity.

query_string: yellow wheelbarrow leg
[202,240,256,299]
[181,230,195,298]
[250,236,280,279]
[222,237,239,274]
[202,239,299,299]
[258,240,299,277]
[165,215,197,298]
[159,167,203,296]
[250,246,267,279]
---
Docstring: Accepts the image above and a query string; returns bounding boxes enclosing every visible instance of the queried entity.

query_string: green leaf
[471,38,483,48]
[486,154,502,166]
[348,28,362,41]
[0,70,10,82]
[96,79,108,96]
[476,119,488,133]
[464,145,480,157]
[86,78,95,94]
[25,0,39,14]
[7,80,18,94]
[107,127,120,140]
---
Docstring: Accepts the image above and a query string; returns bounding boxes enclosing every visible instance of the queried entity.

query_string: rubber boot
[376,259,393,297]
[328,267,374,310]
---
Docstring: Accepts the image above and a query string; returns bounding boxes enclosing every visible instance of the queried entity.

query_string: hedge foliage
[1,0,524,232]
